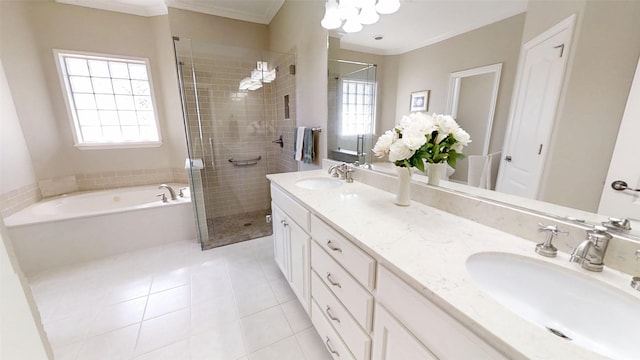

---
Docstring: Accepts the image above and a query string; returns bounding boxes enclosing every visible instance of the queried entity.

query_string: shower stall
[173,38,297,249]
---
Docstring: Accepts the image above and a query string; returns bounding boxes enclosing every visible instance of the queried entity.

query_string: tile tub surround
[267,170,640,359]
[0,182,41,218]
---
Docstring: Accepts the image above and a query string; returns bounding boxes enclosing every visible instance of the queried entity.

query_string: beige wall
[0,1,183,181]
[269,0,327,170]
[0,61,37,194]
[392,14,526,155]
[168,7,269,48]
[535,0,640,211]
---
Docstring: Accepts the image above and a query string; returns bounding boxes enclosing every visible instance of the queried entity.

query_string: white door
[598,56,640,221]
[496,15,576,198]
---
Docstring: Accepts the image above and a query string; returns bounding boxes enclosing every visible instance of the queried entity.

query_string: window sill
[74,141,163,150]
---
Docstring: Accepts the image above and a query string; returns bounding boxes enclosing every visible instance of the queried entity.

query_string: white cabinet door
[271,203,288,276]
[288,218,310,311]
[372,304,438,360]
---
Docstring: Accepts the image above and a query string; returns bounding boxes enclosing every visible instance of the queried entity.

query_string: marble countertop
[267,170,639,360]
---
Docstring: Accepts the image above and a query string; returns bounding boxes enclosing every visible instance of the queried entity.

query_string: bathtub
[4,184,196,276]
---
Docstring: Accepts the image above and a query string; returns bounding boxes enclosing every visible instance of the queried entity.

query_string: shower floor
[203,208,273,250]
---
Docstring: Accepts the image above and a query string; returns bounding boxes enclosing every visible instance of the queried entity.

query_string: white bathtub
[5,184,196,276]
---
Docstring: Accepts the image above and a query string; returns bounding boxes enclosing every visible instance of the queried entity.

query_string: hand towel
[303,127,315,164]
[294,127,305,161]
[486,151,502,190]
[467,155,489,188]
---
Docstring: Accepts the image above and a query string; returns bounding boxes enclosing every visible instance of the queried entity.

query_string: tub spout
[158,184,177,200]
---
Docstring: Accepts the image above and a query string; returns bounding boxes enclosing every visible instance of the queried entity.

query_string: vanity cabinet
[310,214,375,360]
[270,185,311,312]
[373,266,507,360]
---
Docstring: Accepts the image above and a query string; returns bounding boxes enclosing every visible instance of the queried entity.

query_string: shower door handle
[208,137,215,168]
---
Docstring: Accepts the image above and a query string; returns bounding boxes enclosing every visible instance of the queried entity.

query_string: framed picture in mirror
[410,90,430,112]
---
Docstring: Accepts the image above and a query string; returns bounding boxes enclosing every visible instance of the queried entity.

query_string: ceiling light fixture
[320,0,400,33]
[239,61,274,91]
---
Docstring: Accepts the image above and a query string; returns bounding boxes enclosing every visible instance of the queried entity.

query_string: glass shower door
[174,38,294,249]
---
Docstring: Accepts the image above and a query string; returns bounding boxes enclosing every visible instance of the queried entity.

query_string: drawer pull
[326,240,342,253]
[326,272,342,288]
[325,306,340,323]
[325,337,340,357]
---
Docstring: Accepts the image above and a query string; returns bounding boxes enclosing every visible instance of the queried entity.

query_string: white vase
[395,166,412,206]
[427,163,445,186]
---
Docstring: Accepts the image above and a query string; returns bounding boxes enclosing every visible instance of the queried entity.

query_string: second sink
[466,252,640,359]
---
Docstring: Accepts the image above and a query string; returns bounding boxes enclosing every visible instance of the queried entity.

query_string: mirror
[327,58,377,166]
[326,7,640,240]
[446,64,502,185]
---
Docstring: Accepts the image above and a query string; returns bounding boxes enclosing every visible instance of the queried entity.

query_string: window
[340,79,376,136]
[54,50,161,149]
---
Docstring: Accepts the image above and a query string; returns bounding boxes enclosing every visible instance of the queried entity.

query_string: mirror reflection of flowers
[372,112,471,171]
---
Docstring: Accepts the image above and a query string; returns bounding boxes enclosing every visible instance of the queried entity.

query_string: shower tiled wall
[181,51,296,220]
[269,51,298,174]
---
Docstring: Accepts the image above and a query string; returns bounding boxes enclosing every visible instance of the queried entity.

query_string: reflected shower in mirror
[327,59,377,166]
[446,64,502,187]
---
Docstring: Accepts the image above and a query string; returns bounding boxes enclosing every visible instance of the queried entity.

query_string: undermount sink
[295,177,343,190]
[466,252,640,359]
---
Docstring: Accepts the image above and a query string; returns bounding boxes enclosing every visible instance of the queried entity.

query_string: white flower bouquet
[372,112,471,171]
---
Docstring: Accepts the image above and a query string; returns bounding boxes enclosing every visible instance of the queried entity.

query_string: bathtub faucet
[158,184,178,200]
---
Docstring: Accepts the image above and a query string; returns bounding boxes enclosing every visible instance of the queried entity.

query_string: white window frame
[53,49,163,150]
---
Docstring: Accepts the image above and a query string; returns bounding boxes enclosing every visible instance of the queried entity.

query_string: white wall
[269,0,328,170]
[0,217,52,360]
[0,61,37,194]
[528,0,640,211]
[392,14,525,154]
[0,2,184,180]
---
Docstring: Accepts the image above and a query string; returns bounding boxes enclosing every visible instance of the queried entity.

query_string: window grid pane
[341,80,375,136]
[60,53,159,144]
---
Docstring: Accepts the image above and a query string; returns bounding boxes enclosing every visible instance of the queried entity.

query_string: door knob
[611,180,640,192]
[505,155,512,162]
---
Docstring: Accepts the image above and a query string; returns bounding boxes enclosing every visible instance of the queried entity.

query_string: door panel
[497,16,576,198]
[599,57,640,221]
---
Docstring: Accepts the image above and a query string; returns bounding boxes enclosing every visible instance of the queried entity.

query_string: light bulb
[375,0,400,15]
[358,4,379,25]
[342,18,363,33]
[321,0,342,29]
[338,0,358,20]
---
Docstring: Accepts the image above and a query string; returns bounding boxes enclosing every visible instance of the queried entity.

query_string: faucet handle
[156,193,168,203]
[179,187,187,197]
[602,217,632,233]
[535,224,567,257]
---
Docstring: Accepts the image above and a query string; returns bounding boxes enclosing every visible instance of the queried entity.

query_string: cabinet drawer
[311,241,374,331]
[311,299,356,360]
[312,272,371,360]
[376,266,507,359]
[271,184,310,231]
[311,215,376,290]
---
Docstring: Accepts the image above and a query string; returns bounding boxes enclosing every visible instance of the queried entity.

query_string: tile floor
[29,236,332,360]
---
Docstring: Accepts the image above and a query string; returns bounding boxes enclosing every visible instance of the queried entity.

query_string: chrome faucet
[569,226,612,272]
[328,163,354,183]
[158,184,177,200]
[328,163,347,180]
